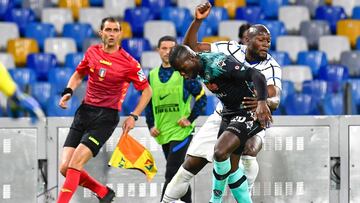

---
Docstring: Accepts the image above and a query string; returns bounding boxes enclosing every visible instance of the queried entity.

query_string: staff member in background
[145,36,207,203]
[57,17,152,203]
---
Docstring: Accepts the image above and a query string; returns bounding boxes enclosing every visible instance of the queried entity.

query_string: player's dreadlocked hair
[169,45,192,72]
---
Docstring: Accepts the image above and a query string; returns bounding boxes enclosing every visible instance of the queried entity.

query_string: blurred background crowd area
[0,0,360,117]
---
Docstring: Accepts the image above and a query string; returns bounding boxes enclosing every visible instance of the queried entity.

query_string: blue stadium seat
[47,94,80,116]
[269,51,291,67]
[161,7,192,37]
[276,80,295,115]
[204,7,229,35]
[4,8,36,35]
[353,6,360,19]
[246,0,259,5]
[0,0,14,20]
[198,21,213,41]
[48,67,73,94]
[65,52,84,70]
[235,6,265,24]
[259,20,286,50]
[25,22,56,51]
[8,68,36,92]
[63,23,94,51]
[357,37,360,50]
[124,7,155,37]
[121,83,141,116]
[204,95,219,115]
[285,93,315,115]
[89,0,103,6]
[141,0,171,19]
[302,79,327,114]
[27,53,57,81]
[315,5,347,34]
[30,82,51,111]
[297,51,327,78]
[323,92,344,115]
[260,0,288,19]
[347,79,360,113]
[318,65,349,93]
[121,38,152,62]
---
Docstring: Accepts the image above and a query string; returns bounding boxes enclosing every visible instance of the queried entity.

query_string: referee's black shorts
[63,103,119,157]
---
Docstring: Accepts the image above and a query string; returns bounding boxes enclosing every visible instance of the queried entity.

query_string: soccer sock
[162,166,194,203]
[210,158,231,203]
[241,155,259,193]
[228,167,252,203]
[57,168,81,203]
[79,170,108,198]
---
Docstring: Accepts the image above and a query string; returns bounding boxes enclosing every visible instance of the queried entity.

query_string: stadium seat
[297,51,328,77]
[353,6,360,19]
[82,37,101,52]
[322,92,345,115]
[235,6,265,24]
[27,53,57,81]
[219,20,247,41]
[0,53,15,69]
[282,65,313,91]
[259,20,286,50]
[25,22,56,51]
[340,51,360,77]
[4,8,36,36]
[63,23,94,51]
[202,36,231,43]
[44,37,77,65]
[141,0,171,19]
[59,0,89,20]
[318,64,349,93]
[22,0,53,19]
[269,51,291,67]
[281,80,295,102]
[41,8,73,34]
[357,37,360,50]
[0,0,14,20]
[65,52,84,70]
[197,21,213,41]
[204,7,229,35]
[30,82,52,111]
[140,51,162,69]
[347,79,360,111]
[337,20,360,48]
[214,0,246,19]
[47,94,80,116]
[300,20,331,49]
[332,0,360,17]
[260,0,288,19]
[124,7,155,37]
[0,22,19,51]
[120,21,133,39]
[8,68,36,92]
[121,38,152,62]
[315,5,347,34]
[204,95,219,115]
[7,38,39,67]
[89,0,102,6]
[302,79,328,114]
[104,0,135,18]
[144,21,177,48]
[296,0,325,17]
[121,83,141,116]
[319,35,350,63]
[284,93,314,115]
[48,67,73,94]
[160,7,193,37]
[279,5,310,34]
[79,8,106,32]
[276,36,308,62]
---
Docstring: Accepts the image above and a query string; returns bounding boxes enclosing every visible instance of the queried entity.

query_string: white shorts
[186,103,266,162]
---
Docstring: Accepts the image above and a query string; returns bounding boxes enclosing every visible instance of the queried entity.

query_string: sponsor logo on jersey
[155,104,179,114]
[137,69,146,81]
[99,59,112,66]
[159,94,170,100]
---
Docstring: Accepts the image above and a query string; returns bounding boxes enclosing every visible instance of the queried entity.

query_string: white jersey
[186,41,281,162]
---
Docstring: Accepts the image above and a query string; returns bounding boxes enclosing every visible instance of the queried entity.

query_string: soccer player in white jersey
[162,2,282,202]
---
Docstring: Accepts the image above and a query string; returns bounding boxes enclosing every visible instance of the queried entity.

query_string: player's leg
[228,152,251,203]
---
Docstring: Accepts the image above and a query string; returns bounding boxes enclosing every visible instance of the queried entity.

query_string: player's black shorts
[218,115,263,155]
[63,103,119,157]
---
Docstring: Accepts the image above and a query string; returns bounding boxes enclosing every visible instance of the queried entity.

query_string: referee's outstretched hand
[59,94,71,109]
[122,116,136,133]
[195,2,211,20]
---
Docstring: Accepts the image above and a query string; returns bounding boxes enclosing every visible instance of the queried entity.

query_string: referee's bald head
[247,24,271,38]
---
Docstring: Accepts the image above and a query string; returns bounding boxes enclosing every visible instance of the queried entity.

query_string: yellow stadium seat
[135,0,141,6]
[215,0,246,19]
[7,38,39,67]
[120,21,133,39]
[202,36,231,43]
[59,0,89,20]
[337,19,360,48]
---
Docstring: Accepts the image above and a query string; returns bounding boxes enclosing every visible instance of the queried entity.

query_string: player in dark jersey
[169,45,272,203]
[56,17,152,203]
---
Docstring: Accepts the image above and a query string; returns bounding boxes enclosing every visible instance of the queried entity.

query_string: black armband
[129,113,138,121]
[61,87,73,97]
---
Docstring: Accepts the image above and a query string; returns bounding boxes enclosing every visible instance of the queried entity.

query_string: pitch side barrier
[0,116,358,203]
